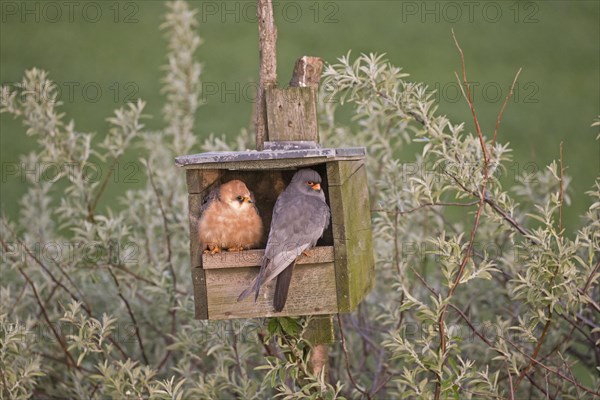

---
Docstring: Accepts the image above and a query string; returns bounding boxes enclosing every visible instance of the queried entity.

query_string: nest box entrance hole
[196,164,334,264]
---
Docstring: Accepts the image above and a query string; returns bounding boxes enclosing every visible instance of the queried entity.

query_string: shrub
[1,1,598,399]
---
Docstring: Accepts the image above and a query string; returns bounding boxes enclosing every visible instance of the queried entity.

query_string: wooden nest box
[176,144,374,320]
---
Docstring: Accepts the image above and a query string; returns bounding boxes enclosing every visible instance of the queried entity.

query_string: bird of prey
[198,180,263,254]
[237,169,330,311]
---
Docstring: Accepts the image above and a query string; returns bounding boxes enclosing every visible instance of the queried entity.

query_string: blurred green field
[1,0,598,233]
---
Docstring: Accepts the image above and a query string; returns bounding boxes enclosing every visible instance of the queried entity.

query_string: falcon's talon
[209,246,221,255]
[228,246,243,252]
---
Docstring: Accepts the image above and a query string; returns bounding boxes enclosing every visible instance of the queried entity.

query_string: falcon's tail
[273,260,296,312]
[237,258,270,303]
[236,282,256,303]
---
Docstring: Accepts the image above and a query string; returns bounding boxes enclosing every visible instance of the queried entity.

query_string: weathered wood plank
[266,87,318,142]
[186,170,201,194]
[176,147,366,168]
[327,159,364,187]
[189,170,221,267]
[340,163,374,311]
[200,170,221,192]
[327,160,374,312]
[182,158,328,171]
[192,267,208,319]
[202,246,334,269]
[303,315,335,344]
[206,262,338,319]
[188,193,203,268]
[289,56,323,88]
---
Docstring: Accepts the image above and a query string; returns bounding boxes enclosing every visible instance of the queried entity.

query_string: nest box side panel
[327,160,374,312]
[186,169,221,319]
[191,267,208,319]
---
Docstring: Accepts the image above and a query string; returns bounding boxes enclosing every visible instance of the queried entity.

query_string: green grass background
[1,0,598,233]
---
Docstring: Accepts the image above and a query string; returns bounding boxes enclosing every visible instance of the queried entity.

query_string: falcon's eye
[307,181,314,186]
[236,195,243,201]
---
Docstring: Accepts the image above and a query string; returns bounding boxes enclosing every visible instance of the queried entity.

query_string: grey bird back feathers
[237,169,330,310]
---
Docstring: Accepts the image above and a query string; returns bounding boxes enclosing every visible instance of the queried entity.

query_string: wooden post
[255,0,277,150]
[254,0,332,383]
[286,57,333,381]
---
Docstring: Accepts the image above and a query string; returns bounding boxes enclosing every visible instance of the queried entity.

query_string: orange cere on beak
[311,183,321,191]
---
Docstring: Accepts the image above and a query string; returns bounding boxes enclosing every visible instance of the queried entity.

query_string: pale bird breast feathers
[199,180,263,250]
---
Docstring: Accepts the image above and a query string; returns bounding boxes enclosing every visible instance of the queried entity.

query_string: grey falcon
[237,168,331,311]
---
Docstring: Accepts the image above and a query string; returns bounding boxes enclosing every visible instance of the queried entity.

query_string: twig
[0,234,27,311]
[506,363,515,400]
[369,348,390,396]
[104,263,187,295]
[515,144,568,388]
[451,29,487,164]
[558,142,564,232]
[491,68,522,151]
[448,301,599,396]
[88,157,119,223]
[377,63,532,245]
[500,332,598,396]
[230,321,247,380]
[336,314,371,399]
[18,268,76,367]
[147,163,179,370]
[33,351,94,374]
[558,352,581,400]
[435,31,492,400]
[407,264,549,399]
[434,31,523,400]
[379,72,534,245]
[583,261,599,293]
[557,314,596,347]
[0,231,89,313]
[257,330,278,359]
[514,316,553,388]
[147,164,177,292]
[393,205,401,276]
[371,201,479,216]
[107,267,149,365]
[38,282,61,319]
[1,226,130,361]
[444,170,535,241]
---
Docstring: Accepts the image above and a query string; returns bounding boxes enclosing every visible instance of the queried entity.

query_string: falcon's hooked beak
[310,183,321,191]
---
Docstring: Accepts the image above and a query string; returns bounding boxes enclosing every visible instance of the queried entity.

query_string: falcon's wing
[237,192,330,302]
[249,190,260,217]
[259,193,330,285]
[200,186,220,214]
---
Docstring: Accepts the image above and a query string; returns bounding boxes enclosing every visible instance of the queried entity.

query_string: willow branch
[18,267,76,367]
[371,201,479,215]
[337,314,371,399]
[107,267,149,365]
